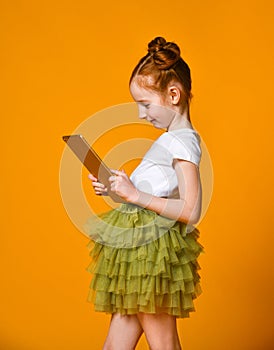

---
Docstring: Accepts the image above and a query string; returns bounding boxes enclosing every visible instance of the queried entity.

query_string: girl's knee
[137,313,181,350]
[103,313,142,350]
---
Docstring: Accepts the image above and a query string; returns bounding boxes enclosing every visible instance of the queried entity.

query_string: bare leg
[137,313,182,350]
[103,313,143,350]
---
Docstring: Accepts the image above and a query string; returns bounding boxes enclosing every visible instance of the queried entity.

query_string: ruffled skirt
[84,203,203,318]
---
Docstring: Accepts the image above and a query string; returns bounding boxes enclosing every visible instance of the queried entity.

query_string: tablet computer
[62,134,122,202]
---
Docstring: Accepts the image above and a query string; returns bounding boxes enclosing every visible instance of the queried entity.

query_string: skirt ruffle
[85,203,204,318]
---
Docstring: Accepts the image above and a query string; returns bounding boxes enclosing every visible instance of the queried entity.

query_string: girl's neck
[167,108,193,131]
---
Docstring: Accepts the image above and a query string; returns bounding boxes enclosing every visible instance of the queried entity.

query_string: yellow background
[1,0,274,349]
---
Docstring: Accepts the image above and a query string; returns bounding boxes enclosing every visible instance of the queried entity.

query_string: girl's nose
[138,112,147,119]
[137,104,147,119]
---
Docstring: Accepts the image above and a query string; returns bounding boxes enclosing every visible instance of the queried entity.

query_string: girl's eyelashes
[136,102,150,108]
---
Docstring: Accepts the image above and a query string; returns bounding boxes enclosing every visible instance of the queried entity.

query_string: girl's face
[129,80,178,130]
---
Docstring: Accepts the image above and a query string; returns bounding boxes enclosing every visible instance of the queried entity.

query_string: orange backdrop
[1,0,274,349]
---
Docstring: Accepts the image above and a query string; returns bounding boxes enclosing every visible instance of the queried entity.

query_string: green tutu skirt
[84,203,203,318]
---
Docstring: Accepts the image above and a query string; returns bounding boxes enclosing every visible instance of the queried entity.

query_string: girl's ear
[168,84,181,105]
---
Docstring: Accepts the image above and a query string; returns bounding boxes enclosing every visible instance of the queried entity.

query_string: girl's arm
[109,159,202,225]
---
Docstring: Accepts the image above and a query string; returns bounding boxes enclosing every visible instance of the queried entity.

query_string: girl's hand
[109,169,139,203]
[88,173,108,196]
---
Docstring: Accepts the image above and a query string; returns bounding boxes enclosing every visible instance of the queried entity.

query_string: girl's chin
[151,120,165,128]
[152,123,164,129]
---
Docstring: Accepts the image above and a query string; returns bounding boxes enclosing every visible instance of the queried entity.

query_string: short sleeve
[168,132,201,166]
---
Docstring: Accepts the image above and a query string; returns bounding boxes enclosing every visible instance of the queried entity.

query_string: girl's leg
[102,313,143,350]
[137,312,182,350]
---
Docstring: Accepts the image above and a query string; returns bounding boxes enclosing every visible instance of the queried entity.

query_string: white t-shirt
[130,128,201,199]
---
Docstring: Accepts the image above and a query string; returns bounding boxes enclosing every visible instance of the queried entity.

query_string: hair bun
[147,36,181,70]
[147,37,167,54]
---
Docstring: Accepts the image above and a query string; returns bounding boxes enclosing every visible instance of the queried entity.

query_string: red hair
[129,37,193,109]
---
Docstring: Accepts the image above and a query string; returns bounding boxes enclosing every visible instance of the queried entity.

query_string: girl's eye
[137,102,150,109]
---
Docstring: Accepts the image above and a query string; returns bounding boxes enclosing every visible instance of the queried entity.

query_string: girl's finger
[109,175,117,182]
[93,181,106,188]
[110,169,123,176]
[88,173,97,181]
[94,187,107,194]
[94,183,107,189]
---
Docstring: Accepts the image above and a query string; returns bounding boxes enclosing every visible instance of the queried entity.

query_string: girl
[86,36,203,350]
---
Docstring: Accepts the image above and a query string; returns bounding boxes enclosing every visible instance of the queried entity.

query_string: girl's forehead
[130,80,158,100]
[130,76,153,90]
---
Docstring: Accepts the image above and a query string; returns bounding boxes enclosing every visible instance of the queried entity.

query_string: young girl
[86,36,203,350]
